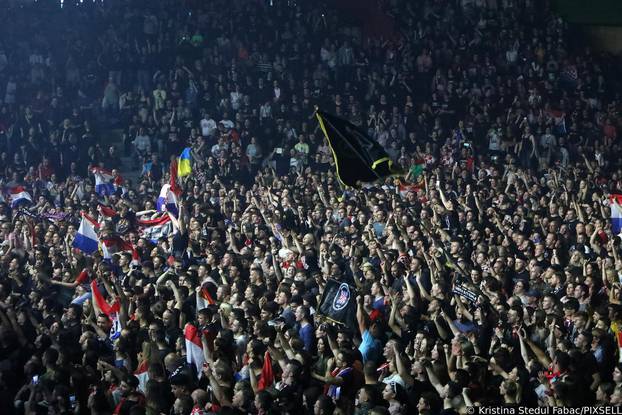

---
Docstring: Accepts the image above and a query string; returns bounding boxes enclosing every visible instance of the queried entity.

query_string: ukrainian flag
[177,147,192,177]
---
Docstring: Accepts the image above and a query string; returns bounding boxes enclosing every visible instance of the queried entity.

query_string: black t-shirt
[275,384,301,414]
[274,153,290,176]
[172,232,190,259]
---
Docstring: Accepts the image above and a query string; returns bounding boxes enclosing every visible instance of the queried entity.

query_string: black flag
[315,110,402,187]
[318,279,357,327]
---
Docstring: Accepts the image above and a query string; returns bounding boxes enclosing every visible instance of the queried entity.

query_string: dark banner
[316,110,402,187]
[453,283,478,304]
[318,279,357,327]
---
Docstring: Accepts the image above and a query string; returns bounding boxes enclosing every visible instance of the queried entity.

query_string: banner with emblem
[317,279,357,328]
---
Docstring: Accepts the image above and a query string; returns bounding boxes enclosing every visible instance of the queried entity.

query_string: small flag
[398,181,422,199]
[91,167,115,196]
[101,235,133,252]
[196,278,218,310]
[135,360,150,393]
[138,215,173,242]
[73,215,100,255]
[156,184,179,217]
[184,323,205,377]
[257,351,274,391]
[170,158,182,196]
[100,242,112,262]
[42,211,68,223]
[409,160,425,181]
[130,246,141,267]
[82,212,101,228]
[98,204,118,218]
[9,186,33,208]
[90,279,121,340]
[611,194,622,235]
[177,147,192,177]
[74,268,90,285]
[317,279,357,327]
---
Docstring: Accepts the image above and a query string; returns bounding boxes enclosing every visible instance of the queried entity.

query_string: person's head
[553,351,570,373]
[254,390,273,412]
[574,330,592,351]
[295,305,310,323]
[148,320,165,342]
[173,396,194,415]
[336,349,354,369]
[171,379,190,399]
[369,406,391,415]
[43,348,59,367]
[336,330,352,349]
[313,395,335,415]
[197,308,212,326]
[357,384,380,406]
[417,391,439,414]
[191,388,208,409]
[381,381,405,403]
[507,305,523,325]
[500,379,519,401]
[119,375,139,397]
[231,385,253,410]
[596,383,615,403]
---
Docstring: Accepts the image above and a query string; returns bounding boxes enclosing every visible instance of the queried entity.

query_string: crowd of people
[1,0,622,414]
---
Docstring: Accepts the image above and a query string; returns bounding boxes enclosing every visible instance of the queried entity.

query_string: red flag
[135,359,149,375]
[131,245,141,265]
[137,215,172,227]
[81,211,100,229]
[201,287,216,305]
[90,280,120,317]
[257,351,274,391]
[170,158,182,196]
[101,235,134,252]
[75,268,90,284]
[98,205,118,218]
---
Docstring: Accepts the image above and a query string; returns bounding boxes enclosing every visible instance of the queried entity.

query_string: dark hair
[176,396,194,414]
[255,390,274,411]
[89,385,112,412]
[370,406,390,415]
[554,351,570,372]
[298,304,310,320]
[124,374,140,389]
[314,395,335,415]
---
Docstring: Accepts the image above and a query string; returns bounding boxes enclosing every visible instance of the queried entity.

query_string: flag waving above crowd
[317,279,357,328]
[315,110,402,187]
[73,214,100,255]
[157,183,179,216]
[177,147,192,178]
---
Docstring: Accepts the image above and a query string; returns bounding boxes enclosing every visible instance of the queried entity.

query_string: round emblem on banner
[332,283,350,311]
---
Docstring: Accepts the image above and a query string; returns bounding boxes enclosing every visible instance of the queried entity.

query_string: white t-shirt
[200,118,217,137]
[230,92,242,110]
[220,119,234,130]
[489,131,501,151]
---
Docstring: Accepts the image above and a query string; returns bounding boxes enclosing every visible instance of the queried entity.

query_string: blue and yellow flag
[177,147,192,177]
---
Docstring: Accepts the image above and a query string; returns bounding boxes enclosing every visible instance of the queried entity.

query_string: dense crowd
[1,0,622,414]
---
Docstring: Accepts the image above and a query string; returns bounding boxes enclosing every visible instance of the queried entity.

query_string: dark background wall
[553,0,622,54]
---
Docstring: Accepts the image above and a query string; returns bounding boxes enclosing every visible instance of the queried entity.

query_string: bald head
[164,352,183,373]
